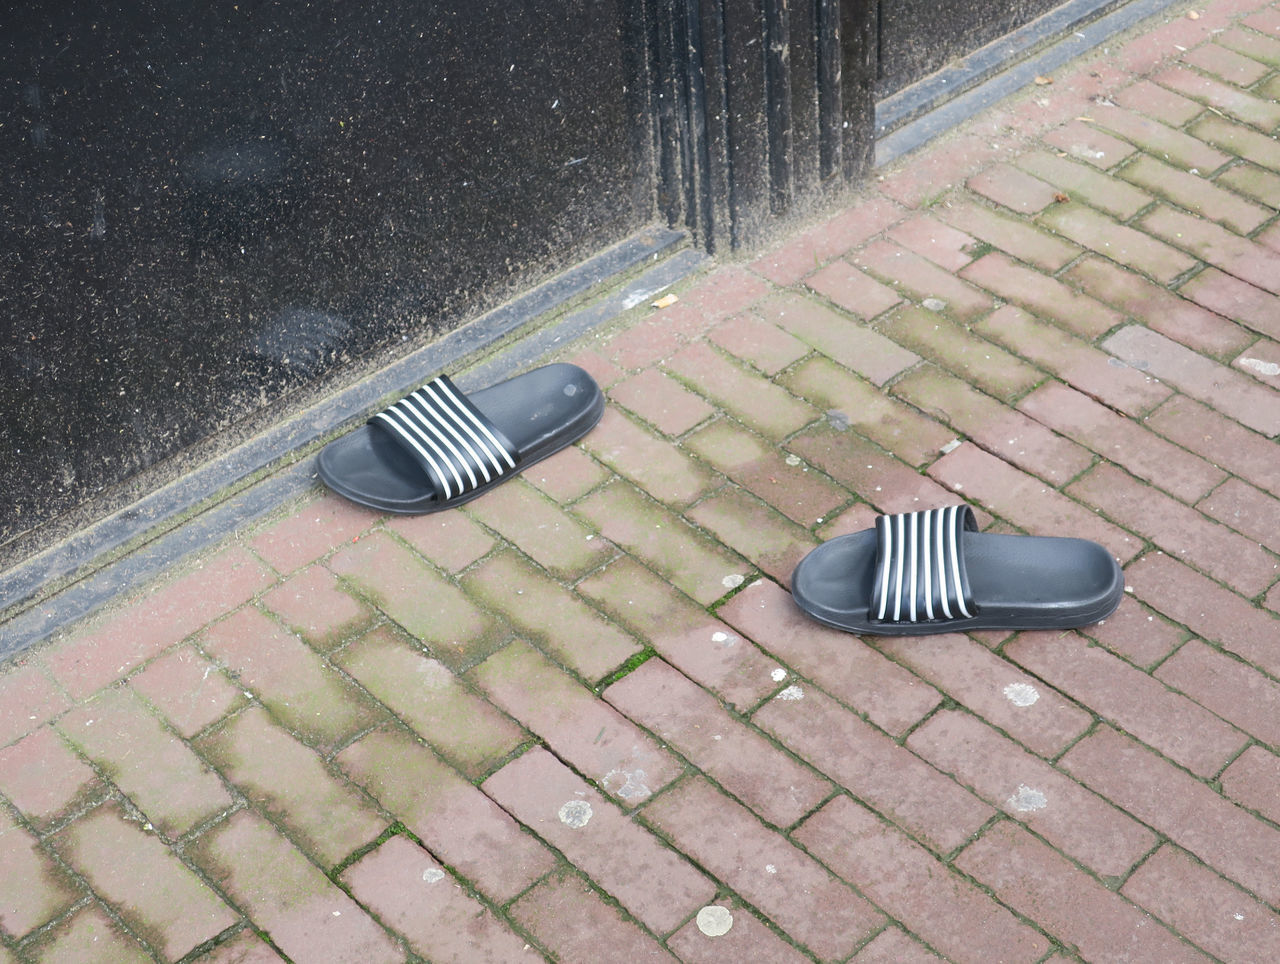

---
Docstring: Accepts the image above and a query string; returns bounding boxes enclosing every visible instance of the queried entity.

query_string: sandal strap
[870,506,978,625]
[370,375,520,501]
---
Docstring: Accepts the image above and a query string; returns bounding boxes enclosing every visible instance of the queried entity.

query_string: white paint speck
[1003,682,1040,707]
[1008,785,1048,812]
[785,454,802,467]
[776,685,804,701]
[722,574,745,589]
[558,799,593,829]
[1234,913,1245,921]
[603,768,652,802]
[696,906,734,937]
[422,868,446,884]
[765,864,778,874]
[1240,357,1280,377]
[923,297,947,311]
[771,668,787,682]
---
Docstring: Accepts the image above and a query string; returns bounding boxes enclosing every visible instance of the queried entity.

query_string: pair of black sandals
[318,364,1124,637]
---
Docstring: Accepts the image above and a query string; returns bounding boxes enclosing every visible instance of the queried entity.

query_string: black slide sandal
[317,362,604,513]
[790,505,1124,636]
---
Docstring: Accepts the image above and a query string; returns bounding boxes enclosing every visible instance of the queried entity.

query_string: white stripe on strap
[871,505,976,624]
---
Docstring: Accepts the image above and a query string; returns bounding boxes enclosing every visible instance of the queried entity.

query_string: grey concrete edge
[1,230,707,657]
[876,0,1192,167]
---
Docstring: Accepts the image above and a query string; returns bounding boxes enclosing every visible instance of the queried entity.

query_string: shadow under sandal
[317,362,604,513]
[790,505,1124,636]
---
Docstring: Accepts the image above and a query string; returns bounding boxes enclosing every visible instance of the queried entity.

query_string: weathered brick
[641,776,883,960]
[193,810,402,962]
[1182,267,1280,344]
[509,871,676,963]
[1141,204,1280,297]
[781,355,954,467]
[794,796,1049,964]
[1220,745,1280,824]
[198,707,385,868]
[787,423,957,517]
[523,443,611,504]
[339,835,533,963]
[665,341,818,439]
[749,196,906,286]
[58,688,233,839]
[976,304,1171,415]
[609,367,716,437]
[686,487,815,587]
[894,368,1093,487]
[0,663,71,750]
[1217,160,1280,209]
[576,555,783,710]
[1146,394,1280,501]
[1069,462,1276,597]
[1126,552,1280,675]
[1121,153,1269,234]
[327,530,506,671]
[1079,593,1189,668]
[1154,63,1280,128]
[187,927,280,962]
[55,803,237,960]
[129,645,248,738]
[1104,324,1280,436]
[461,550,639,682]
[26,904,151,964]
[967,162,1059,214]
[199,607,383,751]
[961,252,1126,341]
[469,641,681,805]
[1087,105,1231,172]
[685,416,848,525]
[606,659,831,828]
[1041,118,1139,169]
[45,546,275,700]
[805,258,903,320]
[937,199,1081,271]
[906,710,1156,876]
[483,747,715,934]
[885,213,980,271]
[878,306,1042,400]
[1217,22,1280,66]
[334,625,524,780]
[1123,843,1280,963]
[1040,203,1196,284]
[927,443,1140,562]
[574,481,746,607]
[1113,78,1206,126]
[384,509,496,574]
[1155,639,1280,747]
[681,263,774,320]
[850,926,945,963]
[707,312,812,376]
[753,683,991,853]
[337,725,553,902]
[600,310,688,369]
[666,901,811,964]
[1203,477,1280,560]
[754,293,920,387]
[260,563,375,651]
[249,495,378,575]
[1019,380,1224,503]
[1014,150,1152,218]
[463,477,613,580]
[0,807,80,940]
[955,821,1209,963]
[579,406,720,507]
[1061,725,1280,907]
[0,726,103,828]
[1005,631,1244,778]
[853,239,996,322]
[721,579,942,737]
[873,632,1091,758]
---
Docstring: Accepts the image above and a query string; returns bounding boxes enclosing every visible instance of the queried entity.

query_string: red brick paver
[7,2,1280,959]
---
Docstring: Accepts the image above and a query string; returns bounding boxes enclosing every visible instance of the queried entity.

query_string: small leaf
[1034,75,1054,86]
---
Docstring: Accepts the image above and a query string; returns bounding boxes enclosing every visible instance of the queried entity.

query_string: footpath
[2,0,1280,960]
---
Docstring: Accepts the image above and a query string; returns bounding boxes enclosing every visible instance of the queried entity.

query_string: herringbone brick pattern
[2,1,1279,960]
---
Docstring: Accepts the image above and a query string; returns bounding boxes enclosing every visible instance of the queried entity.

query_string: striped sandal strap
[869,505,978,625]
[369,375,520,502]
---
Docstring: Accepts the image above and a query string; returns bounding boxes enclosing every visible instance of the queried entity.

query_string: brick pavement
[3,0,1280,960]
